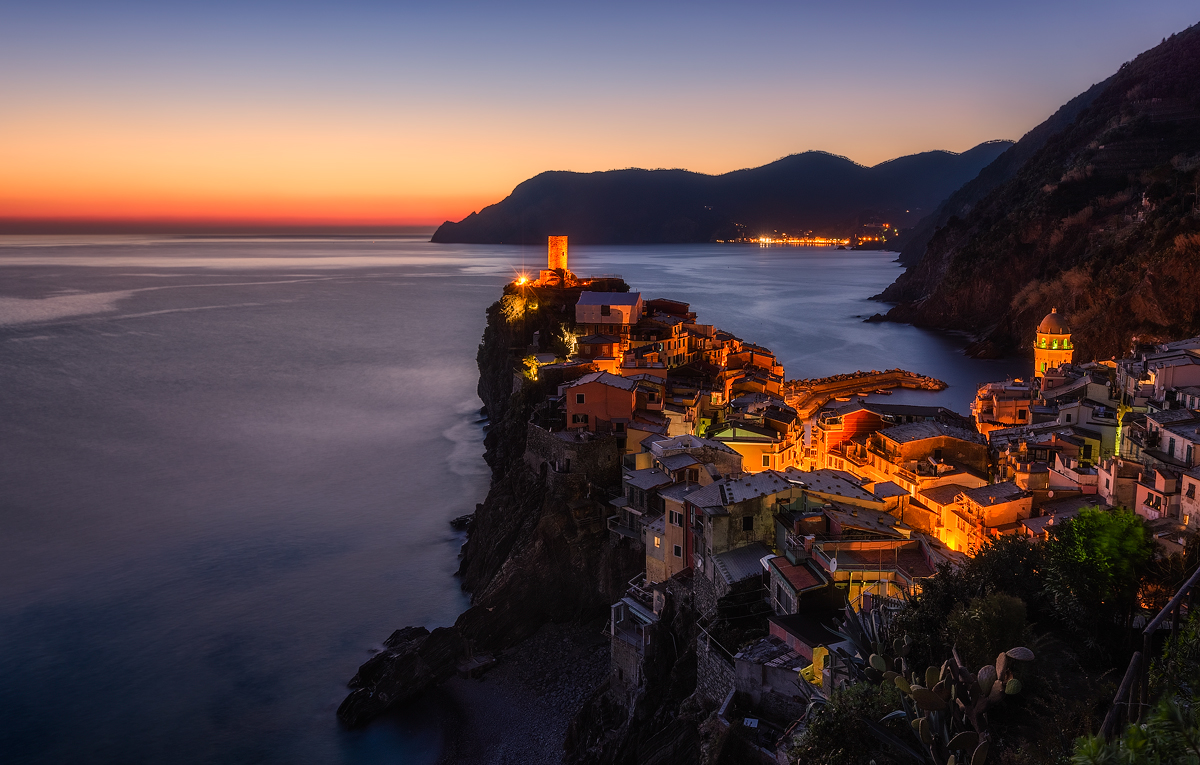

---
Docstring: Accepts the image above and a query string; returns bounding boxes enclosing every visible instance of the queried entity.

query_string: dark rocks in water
[336,626,466,727]
[964,339,1005,359]
[863,313,887,323]
[449,513,474,530]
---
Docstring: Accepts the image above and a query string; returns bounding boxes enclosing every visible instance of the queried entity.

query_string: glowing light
[516,275,529,285]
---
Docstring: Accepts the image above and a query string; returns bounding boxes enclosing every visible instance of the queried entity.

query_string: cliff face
[456,288,643,648]
[889,78,1111,268]
[338,284,643,726]
[430,143,1011,245]
[880,24,1200,360]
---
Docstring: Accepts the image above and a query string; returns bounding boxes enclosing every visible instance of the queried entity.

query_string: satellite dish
[829,557,838,572]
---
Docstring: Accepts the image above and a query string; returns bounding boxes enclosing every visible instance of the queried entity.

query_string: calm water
[0,236,1024,764]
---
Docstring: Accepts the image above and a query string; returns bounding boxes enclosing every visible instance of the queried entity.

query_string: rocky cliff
[878,23,1200,360]
[338,284,643,727]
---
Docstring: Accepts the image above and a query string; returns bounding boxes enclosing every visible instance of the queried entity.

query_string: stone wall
[525,422,622,488]
[695,633,734,706]
[693,568,719,618]
[610,633,643,691]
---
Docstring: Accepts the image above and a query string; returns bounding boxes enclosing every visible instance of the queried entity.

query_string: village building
[853,421,989,495]
[1097,456,1141,509]
[959,481,1034,543]
[972,379,1035,434]
[1181,465,1200,530]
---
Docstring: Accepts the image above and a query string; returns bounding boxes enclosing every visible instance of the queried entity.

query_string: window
[673,544,683,558]
[1083,444,1092,459]
[1017,409,1027,421]
[1169,438,1176,457]
[600,305,611,316]
[669,510,684,526]
[1106,478,1111,489]
[571,413,588,424]
[576,393,585,404]
[933,448,943,461]
[654,536,661,548]
[762,454,770,467]
[614,422,624,432]
[742,516,754,532]
[1188,482,1196,500]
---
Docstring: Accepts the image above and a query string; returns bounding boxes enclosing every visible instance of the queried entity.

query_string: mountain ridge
[879,22,1200,360]
[430,142,1012,245]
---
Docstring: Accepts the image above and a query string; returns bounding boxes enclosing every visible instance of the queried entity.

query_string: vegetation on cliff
[786,509,1197,765]
[430,143,1011,245]
[880,24,1200,361]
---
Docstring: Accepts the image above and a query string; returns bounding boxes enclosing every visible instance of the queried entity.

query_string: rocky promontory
[337,280,643,728]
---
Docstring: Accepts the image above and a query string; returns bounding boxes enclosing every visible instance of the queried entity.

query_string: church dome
[1037,308,1070,334]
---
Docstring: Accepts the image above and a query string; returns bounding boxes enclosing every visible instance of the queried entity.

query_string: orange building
[1034,309,1074,378]
[564,371,638,432]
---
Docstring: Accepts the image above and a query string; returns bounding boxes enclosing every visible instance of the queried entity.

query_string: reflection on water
[0,237,1024,764]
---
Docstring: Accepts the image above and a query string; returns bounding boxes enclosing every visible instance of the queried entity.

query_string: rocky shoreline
[433,621,610,765]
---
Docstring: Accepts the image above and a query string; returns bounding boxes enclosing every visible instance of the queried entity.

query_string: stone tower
[1034,308,1073,377]
[548,236,568,272]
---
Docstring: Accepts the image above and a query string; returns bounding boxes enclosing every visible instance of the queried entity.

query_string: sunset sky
[3,1,1197,230]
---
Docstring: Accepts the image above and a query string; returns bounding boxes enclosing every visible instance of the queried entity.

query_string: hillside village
[500,237,1200,758]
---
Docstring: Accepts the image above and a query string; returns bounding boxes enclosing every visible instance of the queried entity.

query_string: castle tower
[1034,308,1073,377]
[548,236,568,271]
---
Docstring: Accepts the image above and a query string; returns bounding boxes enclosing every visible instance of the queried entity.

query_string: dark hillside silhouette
[431,143,1011,244]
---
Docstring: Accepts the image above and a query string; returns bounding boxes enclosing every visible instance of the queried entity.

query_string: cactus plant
[866,644,1034,765]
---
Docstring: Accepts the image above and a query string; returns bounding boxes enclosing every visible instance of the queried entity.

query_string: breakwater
[783,368,947,419]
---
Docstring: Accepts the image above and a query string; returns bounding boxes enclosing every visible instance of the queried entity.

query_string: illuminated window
[1051,339,1059,350]
[654,536,661,548]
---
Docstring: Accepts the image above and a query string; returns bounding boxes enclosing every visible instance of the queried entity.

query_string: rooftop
[768,611,844,650]
[769,556,827,593]
[567,370,639,391]
[824,500,907,538]
[659,452,703,471]
[624,467,674,491]
[1037,308,1070,334]
[869,481,910,499]
[784,468,880,504]
[686,471,798,511]
[879,421,985,445]
[712,542,772,586]
[961,481,1027,506]
[577,291,642,306]
[919,483,969,507]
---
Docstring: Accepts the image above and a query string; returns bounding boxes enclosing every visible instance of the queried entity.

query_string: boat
[874,389,892,395]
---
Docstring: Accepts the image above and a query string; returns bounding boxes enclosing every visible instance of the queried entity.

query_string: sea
[0,236,1025,764]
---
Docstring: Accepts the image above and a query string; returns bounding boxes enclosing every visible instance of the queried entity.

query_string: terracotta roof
[769,557,826,594]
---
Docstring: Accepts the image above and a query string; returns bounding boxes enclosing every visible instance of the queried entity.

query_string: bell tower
[1034,308,1073,377]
